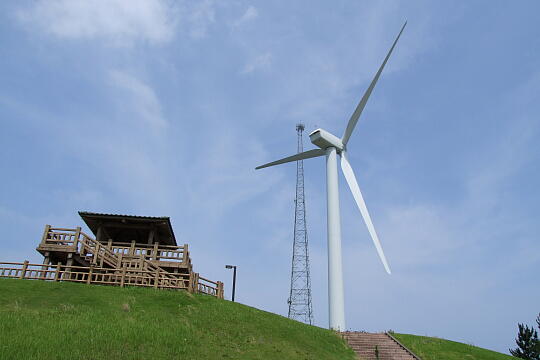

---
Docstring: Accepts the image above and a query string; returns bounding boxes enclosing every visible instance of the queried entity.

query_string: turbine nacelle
[309,129,344,152]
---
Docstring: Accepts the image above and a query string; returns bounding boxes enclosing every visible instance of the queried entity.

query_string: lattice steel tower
[287,123,314,324]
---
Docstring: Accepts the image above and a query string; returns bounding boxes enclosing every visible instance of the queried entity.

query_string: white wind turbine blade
[256,148,325,170]
[340,152,391,274]
[342,21,407,146]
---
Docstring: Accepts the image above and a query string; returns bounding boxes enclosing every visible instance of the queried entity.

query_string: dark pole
[232,266,237,302]
[225,265,237,302]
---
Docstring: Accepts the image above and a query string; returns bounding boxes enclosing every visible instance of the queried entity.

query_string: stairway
[342,332,420,360]
[78,234,121,268]
[77,232,174,279]
[35,226,220,295]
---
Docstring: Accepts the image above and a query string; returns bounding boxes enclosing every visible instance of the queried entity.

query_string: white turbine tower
[256,22,406,331]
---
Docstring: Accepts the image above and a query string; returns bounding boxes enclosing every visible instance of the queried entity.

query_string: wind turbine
[256,22,406,331]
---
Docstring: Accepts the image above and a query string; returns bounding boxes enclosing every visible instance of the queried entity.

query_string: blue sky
[1,0,539,354]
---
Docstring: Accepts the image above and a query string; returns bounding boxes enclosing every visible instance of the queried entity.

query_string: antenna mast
[287,123,314,324]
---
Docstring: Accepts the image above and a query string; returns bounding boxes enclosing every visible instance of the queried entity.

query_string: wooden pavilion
[0,212,223,298]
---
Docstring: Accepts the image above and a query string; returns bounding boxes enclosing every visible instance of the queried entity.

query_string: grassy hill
[0,279,355,360]
[0,279,517,360]
[393,333,516,360]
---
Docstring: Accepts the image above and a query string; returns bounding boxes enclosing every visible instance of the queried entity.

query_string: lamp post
[225,265,237,302]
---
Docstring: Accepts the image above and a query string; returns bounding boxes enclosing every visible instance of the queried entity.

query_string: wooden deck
[37,226,191,268]
[7,225,226,298]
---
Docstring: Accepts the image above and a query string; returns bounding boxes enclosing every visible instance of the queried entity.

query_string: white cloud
[16,0,178,44]
[108,70,167,128]
[241,52,272,74]
[232,6,258,27]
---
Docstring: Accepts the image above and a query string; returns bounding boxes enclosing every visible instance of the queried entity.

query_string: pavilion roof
[78,211,178,246]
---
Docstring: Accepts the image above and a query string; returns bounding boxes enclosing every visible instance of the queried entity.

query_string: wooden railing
[42,227,176,279]
[42,226,79,247]
[0,261,223,297]
[0,261,190,290]
[34,225,224,299]
[42,227,191,268]
[109,242,190,265]
[197,275,224,298]
[77,231,120,268]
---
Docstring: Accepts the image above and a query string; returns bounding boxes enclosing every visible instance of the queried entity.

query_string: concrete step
[341,332,419,360]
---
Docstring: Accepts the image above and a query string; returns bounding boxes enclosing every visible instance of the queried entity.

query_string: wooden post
[42,252,50,265]
[80,237,86,258]
[107,238,112,250]
[153,242,159,261]
[96,225,103,242]
[92,242,101,265]
[54,262,61,281]
[154,269,159,289]
[65,254,73,280]
[120,268,126,287]
[41,225,51,245]
[20,260,29,279]
[217,281,224,299]
[183,244,188,263]
[146,229,155,259]
[192,273,199,294]
[87,266,94,285]
[73,226,81,251]
[129,241,135,256]
[139,257,144,270]
[187,272,193,293]
[66,253,73,266]
[40,252,50,279]
[117,253,123,269]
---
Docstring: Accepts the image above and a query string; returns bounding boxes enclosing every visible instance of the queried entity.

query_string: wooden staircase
[342,332,420,360]
[78,233,175,280]
[29,226,224,297]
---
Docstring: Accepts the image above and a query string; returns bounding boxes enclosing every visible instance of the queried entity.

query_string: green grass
[393,333,516,360]
[0,279,355,360]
